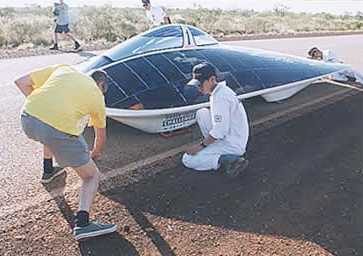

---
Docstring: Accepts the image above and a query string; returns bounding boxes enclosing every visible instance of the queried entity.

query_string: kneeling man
[182,62,249,177]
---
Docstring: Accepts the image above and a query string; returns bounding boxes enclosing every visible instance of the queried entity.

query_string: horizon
[0,0,363,15]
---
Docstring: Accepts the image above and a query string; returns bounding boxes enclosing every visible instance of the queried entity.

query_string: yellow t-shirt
[24,64,106,136]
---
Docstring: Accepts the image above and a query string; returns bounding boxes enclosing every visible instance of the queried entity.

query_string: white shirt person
[142,0,172,27]
[182,63,249,178]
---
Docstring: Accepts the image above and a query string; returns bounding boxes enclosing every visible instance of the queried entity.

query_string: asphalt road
[0,34,362,255]
[1,76,362,256]
[0,34,362,215]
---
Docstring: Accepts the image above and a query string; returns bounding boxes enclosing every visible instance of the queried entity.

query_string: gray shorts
[21,112,90,168]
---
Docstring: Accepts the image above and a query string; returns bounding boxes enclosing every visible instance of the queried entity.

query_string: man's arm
[89,93,107,160]
[91,127,106,160]
[14,74,34,97]
[15,65,57,96]
[185,134,217,155]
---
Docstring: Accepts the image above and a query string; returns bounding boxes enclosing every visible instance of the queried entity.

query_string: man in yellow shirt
[15,64,116,240]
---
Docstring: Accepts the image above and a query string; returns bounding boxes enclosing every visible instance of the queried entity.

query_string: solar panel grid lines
[198,49,236,73]
[146,54,187,83]
[160,52,188,80]
[141,56,189,104]
[123,61,151,90]
[105,63,147,95]
[143,56,171,84]
[126,57,168,90]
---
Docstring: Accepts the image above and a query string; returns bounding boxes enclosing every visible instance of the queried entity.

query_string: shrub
[0,6,362,49]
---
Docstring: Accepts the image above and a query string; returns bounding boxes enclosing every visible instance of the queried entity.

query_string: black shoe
[49,44,59,50]
[41,166,66,184]
[220,157,249,178]
[74,41,81,50]
[73,221,117,240]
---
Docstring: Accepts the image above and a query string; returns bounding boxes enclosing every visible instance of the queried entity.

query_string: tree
[273,3,290,17]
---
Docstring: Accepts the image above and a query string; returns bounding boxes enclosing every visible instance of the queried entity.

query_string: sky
[1,0,363,14]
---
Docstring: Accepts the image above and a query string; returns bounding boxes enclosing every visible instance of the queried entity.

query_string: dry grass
[0,6,362,49]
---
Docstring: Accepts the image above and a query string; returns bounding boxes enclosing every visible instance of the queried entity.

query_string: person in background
[15,65,116,240]
[308,47,363,85]
[142,0,172,27]
[50,0,81,51]
[182,62,250,177]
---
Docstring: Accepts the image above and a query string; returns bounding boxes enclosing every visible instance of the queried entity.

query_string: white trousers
[182,108,243,171]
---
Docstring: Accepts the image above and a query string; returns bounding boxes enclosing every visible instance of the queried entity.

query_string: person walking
[50,0,81,51]
[182,62,250,177]
[142,0,172,27]
[15,64,116,240]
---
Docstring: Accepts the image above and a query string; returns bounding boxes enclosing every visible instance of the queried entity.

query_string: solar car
[77,24,347,133]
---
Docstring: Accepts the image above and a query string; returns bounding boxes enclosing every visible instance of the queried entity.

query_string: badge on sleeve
[214,114,222,122]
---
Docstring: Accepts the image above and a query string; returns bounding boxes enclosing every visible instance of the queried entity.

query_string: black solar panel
[125,57,168,89]
[105,63,147,95]
[146,54,186,82]
[137,86,187,109]
[102,44,345,109]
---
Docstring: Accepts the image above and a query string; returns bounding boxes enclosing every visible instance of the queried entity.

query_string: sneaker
[220,156,249,178]
[74,41,81,50]
[73,221,117,240]
[49,44,58,50]
[41,166,65,184]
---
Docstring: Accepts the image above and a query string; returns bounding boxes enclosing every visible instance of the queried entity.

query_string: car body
[77,24,347,133]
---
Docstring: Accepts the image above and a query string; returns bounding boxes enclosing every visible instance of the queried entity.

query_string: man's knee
[73,159,100,180]
[182,153,195,169]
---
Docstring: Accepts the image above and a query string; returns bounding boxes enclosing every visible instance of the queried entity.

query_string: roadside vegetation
[0,5,363,49]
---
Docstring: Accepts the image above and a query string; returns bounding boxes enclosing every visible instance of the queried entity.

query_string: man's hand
[91,127,106,160]
[91,149,102,160]
[185,144,203,156]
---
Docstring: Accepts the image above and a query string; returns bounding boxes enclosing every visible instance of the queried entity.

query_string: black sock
[74,211,89,227]
[43,158,54,173]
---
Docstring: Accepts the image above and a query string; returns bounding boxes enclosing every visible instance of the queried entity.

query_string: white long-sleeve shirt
[146,6,167,26]
[209,81,249,155]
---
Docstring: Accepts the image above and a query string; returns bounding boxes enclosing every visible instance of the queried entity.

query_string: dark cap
[308,47,320,57]
[142,0,150,5]
[187,62,216,87]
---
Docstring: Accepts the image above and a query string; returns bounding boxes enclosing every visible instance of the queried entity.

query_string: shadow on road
[42,172,139,256]
[101,93,363,256]
[79,233,139,256]
[41,171,75,228]
[123,204,176,256]
[77,51,97,59]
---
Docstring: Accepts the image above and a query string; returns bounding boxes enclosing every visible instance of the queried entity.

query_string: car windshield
[188,26,218,46]
[105,25,184,61]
